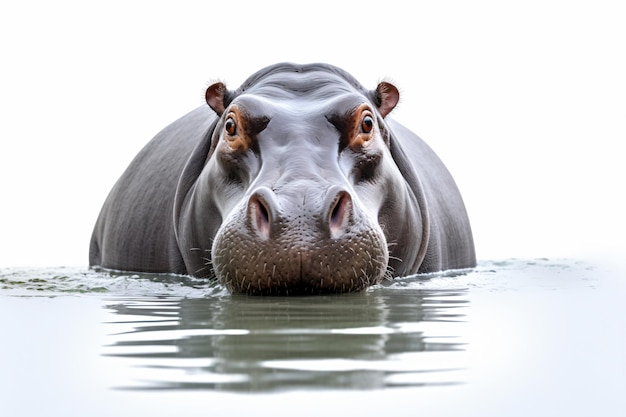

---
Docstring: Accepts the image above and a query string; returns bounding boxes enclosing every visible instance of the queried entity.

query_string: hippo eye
[224,117,237,136]
[361,115,374,134]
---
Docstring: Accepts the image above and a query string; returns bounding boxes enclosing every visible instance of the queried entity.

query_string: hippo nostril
[249,194,272,239]
[330,198,344,228]
[329,191,352,237]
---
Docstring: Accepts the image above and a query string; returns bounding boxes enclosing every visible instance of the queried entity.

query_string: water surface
[1,259,624,416]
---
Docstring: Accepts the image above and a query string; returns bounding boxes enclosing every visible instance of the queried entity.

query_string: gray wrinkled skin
[90,63,476,295]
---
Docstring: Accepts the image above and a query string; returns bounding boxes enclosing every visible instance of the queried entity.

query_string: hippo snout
[212,186,389,295]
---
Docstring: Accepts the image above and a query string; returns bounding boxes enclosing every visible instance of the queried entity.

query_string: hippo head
[178,64,413,295]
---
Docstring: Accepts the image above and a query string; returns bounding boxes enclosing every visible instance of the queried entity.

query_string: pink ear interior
[376,82,400,118]
[205,82,227,116]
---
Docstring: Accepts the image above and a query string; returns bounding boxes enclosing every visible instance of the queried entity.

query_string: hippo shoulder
[89,106,217,273]
[386,118,476,271]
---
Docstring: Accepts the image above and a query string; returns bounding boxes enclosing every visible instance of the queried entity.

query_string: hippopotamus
[89,63,476,295]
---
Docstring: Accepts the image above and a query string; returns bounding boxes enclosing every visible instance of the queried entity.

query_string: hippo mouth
[211,225,389,295]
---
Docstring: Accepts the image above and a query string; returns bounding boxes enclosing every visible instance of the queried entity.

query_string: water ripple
[101,287,469,391]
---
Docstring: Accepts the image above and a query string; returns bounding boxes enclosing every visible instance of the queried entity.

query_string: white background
[1,0,624,268]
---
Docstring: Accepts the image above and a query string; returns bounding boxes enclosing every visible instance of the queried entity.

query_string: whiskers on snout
[191,232,396,295]
[384,241,403,281]
[190,247,217,279]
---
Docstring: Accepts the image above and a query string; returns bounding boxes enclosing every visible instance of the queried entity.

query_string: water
[1,259,625,416]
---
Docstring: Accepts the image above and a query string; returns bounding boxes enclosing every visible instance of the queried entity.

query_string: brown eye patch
[220,105,270,153]
[349,105,376,149]
[222,107,249,151]
[327,103,378,150]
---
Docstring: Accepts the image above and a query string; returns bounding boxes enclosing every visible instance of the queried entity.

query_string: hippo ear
[373,82,400,118]
[205,82,229,116]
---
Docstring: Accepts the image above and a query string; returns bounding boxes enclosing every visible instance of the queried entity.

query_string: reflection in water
[102,282,469,392]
